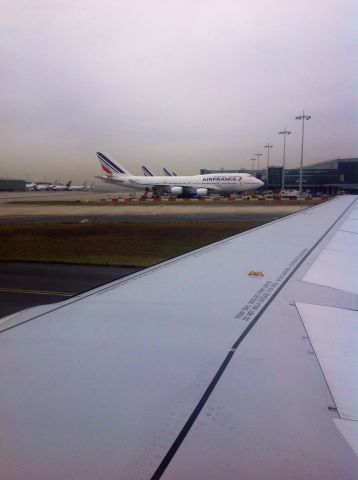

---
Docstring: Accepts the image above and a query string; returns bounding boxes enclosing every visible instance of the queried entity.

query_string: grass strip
[0,221,265,267]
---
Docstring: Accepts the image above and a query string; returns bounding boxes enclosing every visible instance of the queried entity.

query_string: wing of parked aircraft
[1,196,357,479]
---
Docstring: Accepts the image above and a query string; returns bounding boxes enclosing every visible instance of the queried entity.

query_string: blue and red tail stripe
[96,152,126,175]
[141,166,154,176]
[100,163,113,175]
[163,168,172,176]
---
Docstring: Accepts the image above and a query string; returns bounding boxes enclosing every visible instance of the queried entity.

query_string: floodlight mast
[278,128,291,191]
[250,158,256,172]
[264,144,273,188]
[255,153,263,171]
[295,111,311,194]
[264,144,273,169]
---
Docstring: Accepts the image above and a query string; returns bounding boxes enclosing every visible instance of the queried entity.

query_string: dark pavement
[0,213,285,224]
[0,262,140,318]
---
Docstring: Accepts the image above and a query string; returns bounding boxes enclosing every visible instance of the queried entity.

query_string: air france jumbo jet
[96,152,263,196]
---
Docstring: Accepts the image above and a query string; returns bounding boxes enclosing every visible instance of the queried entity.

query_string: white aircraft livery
[67,181,94,191]
[96,152,263,195]
[51,180,72,191]
[26,181,50,191]
[0,196,357,479]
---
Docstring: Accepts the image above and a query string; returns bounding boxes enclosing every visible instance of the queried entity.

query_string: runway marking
[0,288,75,297]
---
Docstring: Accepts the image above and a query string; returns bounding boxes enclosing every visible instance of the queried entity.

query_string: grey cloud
[1,0,357,182]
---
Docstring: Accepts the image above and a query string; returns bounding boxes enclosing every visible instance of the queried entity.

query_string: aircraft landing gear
[140,188,150,200]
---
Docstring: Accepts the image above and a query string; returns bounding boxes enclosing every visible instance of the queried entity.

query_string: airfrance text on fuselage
[202,176,242,182]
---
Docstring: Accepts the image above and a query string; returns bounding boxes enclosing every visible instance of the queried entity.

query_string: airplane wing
[1,196,357,479]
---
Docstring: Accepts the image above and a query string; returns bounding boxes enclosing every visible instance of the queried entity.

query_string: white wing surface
[0,196,357,479]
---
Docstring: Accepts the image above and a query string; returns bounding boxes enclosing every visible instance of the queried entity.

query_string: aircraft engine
[196,188,208,196]
[170,186,183,195]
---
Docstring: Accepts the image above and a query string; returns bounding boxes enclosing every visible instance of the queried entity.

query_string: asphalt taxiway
[0,262,140,318]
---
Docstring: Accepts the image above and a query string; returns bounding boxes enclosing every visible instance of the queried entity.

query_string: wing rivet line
[248,271,264,277]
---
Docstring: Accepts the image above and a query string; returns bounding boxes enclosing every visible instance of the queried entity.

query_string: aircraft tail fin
[163,168,172,176]
[141,165,155,176]
[96,152,131,176]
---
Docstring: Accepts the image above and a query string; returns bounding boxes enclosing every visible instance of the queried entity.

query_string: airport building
[201,158,358,194]
[0,178,26,191]
[267,158,358,194]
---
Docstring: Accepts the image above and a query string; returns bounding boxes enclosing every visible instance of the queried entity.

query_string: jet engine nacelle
[170,186,183,195]
[196,188,208,197]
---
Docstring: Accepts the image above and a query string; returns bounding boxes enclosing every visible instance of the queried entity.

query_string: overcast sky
[1,0,357,182]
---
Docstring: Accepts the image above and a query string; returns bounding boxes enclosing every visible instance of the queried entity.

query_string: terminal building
[201,158,358,194]
[0,178,26,191]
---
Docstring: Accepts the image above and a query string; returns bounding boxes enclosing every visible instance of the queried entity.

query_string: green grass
[0,221,265,267]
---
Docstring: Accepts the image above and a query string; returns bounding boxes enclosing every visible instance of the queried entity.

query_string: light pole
[255,153,263,171]
[250,158,256,172]
[264,144,273,189]
[264,144,273,169]
[278,128,291,192]
[295,111,311,194]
